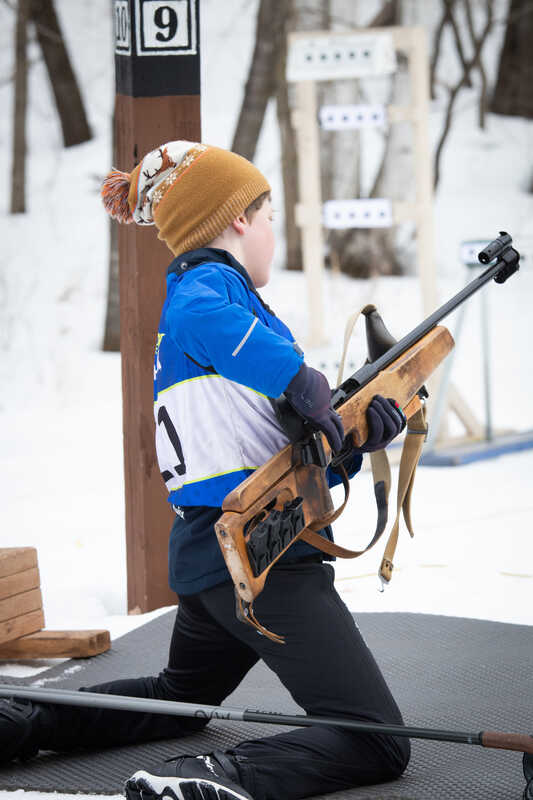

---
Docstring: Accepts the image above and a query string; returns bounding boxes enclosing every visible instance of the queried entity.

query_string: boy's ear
[231,213,248,236]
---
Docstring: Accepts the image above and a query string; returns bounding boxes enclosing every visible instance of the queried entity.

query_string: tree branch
[434,0,494,189]
[464,0,494,129]
[445,0,473,87]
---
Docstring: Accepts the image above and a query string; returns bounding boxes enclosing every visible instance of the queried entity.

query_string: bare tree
[30,0,92,147]
[103,108,120,352]
[430,0,472,99]
[275,7,301,270]
[230,0,329,269]
[490,0,533,119]
[433,0,494,190]
[11,0,29,214]
[231,0,289,160]
[9,0,92,215]
[103,217,120,351]
[277,0,331,270]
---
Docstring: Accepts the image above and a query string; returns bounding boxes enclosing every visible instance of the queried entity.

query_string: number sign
[114,1,131,55]
[135,0,197,56]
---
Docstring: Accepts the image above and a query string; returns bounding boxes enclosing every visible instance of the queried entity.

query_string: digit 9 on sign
[154,6,178,42]
[137,0,196,54]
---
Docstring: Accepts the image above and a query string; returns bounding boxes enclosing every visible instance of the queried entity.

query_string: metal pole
[480,285,493,441]
[425,300,468,450]
[0,685,532,754]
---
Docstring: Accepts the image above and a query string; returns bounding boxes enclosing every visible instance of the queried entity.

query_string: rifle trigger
[299,432,328,467]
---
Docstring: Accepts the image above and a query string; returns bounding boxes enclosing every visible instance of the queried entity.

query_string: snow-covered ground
[0,1,532,798]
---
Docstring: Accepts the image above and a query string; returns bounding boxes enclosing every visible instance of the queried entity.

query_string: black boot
[125,751,254,800]
[524,743,533,800]
[0,698,42,763]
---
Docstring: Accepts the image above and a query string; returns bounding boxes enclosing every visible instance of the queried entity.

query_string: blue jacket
[154,248,362,594]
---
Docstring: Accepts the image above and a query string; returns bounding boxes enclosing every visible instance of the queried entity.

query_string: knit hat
[101,141,271,256]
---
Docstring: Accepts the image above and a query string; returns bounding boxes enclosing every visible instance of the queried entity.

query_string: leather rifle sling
[378,404,427,584]
[300,464,396,558]
[298,306,428,582]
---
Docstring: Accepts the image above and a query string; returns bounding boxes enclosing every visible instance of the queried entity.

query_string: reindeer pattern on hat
[133,141,208,225]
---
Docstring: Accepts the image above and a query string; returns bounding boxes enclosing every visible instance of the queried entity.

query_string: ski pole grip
[481,731,533,754]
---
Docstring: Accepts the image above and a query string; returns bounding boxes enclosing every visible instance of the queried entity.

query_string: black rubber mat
[0,610,531,798]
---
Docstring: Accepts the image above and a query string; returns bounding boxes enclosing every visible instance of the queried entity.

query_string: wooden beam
[0,629,110,659]
[292,85,326,348]
[0,567,40,601]
[114,0,201,612]
[0,609,44,645]
[0,588,42,624]
[0,547,37,578]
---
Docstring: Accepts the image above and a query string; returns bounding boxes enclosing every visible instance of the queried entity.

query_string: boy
[0,142,409,800]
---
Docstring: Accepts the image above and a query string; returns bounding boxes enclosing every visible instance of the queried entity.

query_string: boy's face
[241,197,275,288]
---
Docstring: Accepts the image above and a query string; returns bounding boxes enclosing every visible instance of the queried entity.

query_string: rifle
[215,232,520,643]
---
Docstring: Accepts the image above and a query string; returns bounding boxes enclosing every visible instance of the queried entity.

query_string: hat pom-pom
[101,169,134,224]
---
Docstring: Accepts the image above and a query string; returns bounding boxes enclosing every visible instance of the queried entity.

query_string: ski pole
[0,684,531,755]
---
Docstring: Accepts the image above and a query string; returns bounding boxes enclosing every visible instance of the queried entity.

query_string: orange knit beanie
[101,141,271,256]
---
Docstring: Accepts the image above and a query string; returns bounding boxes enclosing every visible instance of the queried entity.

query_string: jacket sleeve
[166,268,303,397]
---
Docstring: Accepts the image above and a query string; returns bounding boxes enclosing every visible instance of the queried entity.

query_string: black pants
[39,561,410,800]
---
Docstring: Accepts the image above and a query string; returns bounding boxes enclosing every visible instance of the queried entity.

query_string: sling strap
[300,304,428,586]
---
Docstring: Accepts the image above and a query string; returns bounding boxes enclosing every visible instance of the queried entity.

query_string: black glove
[284,363,344,454]
[359,395,406,452]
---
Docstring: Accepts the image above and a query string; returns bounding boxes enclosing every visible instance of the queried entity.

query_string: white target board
[287,32,396,82]
[323,199,393,229]
[319,104,387,130]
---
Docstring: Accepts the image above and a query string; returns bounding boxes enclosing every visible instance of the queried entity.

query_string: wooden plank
[408,27,437,317]
[293,80,326,347]
[0,609,44,645]
[0,629,111,659]
[0,567,40,601]
[0,588,42,623]
[0,548,38,579]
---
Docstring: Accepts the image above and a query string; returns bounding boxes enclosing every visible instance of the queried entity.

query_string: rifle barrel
[332,248,519,407]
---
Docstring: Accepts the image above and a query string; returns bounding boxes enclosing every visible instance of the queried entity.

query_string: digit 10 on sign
[115,0,131,53]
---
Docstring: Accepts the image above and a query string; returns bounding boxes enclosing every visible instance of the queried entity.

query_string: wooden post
[114,0,201,613]
[292,82,326,348]
[10,0,29,214]
[398,26,437,316]
[286,27,482,445]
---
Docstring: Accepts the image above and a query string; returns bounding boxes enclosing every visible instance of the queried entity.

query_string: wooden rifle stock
[215,326,454,641]
[215,232,520,642]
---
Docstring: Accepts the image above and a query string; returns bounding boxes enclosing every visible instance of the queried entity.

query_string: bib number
[158,405,186,481]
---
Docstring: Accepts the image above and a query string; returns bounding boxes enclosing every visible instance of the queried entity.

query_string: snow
[0,0,532,797]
